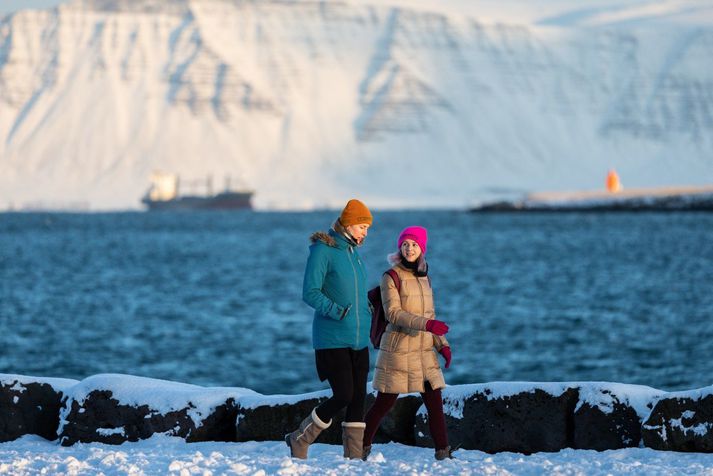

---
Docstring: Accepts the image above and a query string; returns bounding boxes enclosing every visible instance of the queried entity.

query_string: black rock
[642,393,713,452]
[235,394,337,444]
[235,392,423,446]
[59,389,239,446]
[0,378,69,442]
[415,387,579,454]
[573,395,641,450]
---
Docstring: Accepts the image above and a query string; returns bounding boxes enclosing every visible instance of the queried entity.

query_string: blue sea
[1,211,712,394]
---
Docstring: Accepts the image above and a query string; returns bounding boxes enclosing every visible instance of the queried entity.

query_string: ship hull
[142,192,253,211]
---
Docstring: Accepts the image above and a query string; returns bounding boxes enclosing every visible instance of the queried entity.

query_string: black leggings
[314,347,369,423]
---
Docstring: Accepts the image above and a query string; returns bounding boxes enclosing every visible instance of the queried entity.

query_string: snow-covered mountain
[1,0,712,210]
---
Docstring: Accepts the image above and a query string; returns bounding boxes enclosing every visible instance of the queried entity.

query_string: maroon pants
[363,381,448,450]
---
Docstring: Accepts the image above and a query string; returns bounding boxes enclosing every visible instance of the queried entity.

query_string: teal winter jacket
[303,229,371,350]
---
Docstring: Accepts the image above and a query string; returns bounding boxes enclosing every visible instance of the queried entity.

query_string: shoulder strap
[385,269,401,292]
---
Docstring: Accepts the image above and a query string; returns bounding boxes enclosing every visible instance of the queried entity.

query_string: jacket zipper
[348,246,359,346]
[417,276,425,345]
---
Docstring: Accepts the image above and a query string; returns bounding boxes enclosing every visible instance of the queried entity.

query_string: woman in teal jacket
[286,199,373,460]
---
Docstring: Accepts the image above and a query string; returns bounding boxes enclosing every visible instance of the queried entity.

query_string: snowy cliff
[1,0,712,210]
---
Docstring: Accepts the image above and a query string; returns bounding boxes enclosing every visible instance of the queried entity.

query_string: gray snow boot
[341,421,366,459]
[285,409,331,459]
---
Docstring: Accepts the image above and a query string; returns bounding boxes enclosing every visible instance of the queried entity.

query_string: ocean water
[1,211,712,394]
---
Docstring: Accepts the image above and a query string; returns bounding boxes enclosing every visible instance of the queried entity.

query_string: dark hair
[388,250,428,276]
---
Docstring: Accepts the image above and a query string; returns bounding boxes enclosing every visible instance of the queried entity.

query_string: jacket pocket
[381,330,402,352]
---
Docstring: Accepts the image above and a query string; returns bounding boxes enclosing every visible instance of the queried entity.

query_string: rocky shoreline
[471,186,713,212]
[2,374,712,453]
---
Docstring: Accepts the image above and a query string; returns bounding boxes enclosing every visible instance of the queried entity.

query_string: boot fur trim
[341,421,366,428]
[311,409,332,429]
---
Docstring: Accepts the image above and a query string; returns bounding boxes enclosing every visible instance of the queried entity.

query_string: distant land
[471,185,713,212]
[1,0,712,210]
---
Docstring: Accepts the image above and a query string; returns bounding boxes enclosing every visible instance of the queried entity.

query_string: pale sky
[0,0,69,13]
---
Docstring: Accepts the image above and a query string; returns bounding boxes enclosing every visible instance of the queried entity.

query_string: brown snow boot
[341,421,366,459]
[361,444,372,461]
[285,409,331,459]
[435,445,455,460]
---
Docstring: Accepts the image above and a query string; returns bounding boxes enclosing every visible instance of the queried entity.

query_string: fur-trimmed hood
[309,220,357,248]
[310,231,336,247]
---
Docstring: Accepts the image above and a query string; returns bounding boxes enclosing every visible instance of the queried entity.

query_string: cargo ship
[141,172,253,211]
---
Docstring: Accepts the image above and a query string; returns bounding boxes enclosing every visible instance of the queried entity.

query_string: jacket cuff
[434,335,449,351]
[329,303,350,320]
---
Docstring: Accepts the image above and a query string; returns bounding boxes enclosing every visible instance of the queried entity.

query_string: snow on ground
[2,435,713,475]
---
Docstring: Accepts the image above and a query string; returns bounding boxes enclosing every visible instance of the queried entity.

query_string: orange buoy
[606,169,622,193]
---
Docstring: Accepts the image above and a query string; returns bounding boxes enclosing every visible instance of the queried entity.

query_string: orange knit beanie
[339,199,373,227]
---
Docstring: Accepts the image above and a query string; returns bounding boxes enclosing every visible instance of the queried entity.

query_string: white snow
[0,374,78,393]
[669,417,713,438]
[661,384,713,401]
[574,382,663,420]
[1,0,712,210]
[236,389,331,411]
[95,427,126,437]
[2,435,713,475]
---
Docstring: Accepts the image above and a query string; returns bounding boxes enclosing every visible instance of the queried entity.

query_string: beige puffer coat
[372,263,448,394]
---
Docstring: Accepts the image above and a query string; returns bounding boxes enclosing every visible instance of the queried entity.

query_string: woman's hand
[339,304,352,320]
[425,319,449,336]
[439,346,452,369]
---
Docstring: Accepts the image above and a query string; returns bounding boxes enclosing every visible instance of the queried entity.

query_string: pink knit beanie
[397,226,428,256]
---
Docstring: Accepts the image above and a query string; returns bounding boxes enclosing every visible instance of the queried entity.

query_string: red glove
[439,346,452,369]
[425,319,449,336]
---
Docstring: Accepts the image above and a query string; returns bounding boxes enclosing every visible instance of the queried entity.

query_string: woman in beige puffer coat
[362,226,454,460]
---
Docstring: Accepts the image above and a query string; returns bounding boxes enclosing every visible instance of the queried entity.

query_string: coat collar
[329,228,355,250]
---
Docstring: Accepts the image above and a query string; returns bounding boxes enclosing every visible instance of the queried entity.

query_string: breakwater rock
[3,374,713,453]
[470,186,713,212]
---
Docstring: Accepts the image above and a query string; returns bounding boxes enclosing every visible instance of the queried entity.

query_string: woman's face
[346,223,370,245]
[400,239,421,262]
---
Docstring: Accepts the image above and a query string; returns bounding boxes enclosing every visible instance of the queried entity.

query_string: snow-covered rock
[415,383,579,453]
[235,389,421,446]
[235,389,335,444]
[0,374,77,442]
[58,374,256,446]
[414,382,662,452]
[642,385,713,452]
[573,382,662,450]
[6,373,713,454]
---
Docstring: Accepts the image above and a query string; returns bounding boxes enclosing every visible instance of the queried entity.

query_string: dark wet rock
[60,389,193,446]
[235,393,336,444]
[642,392,713,452]
[235,392,422,446]
[59,386,240,446]
[190,399,239,442]
[415,386,579,453]
[0,378,70,442]
[573,398,641,450]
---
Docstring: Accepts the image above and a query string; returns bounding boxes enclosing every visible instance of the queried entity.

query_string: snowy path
[1,436,713,475]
